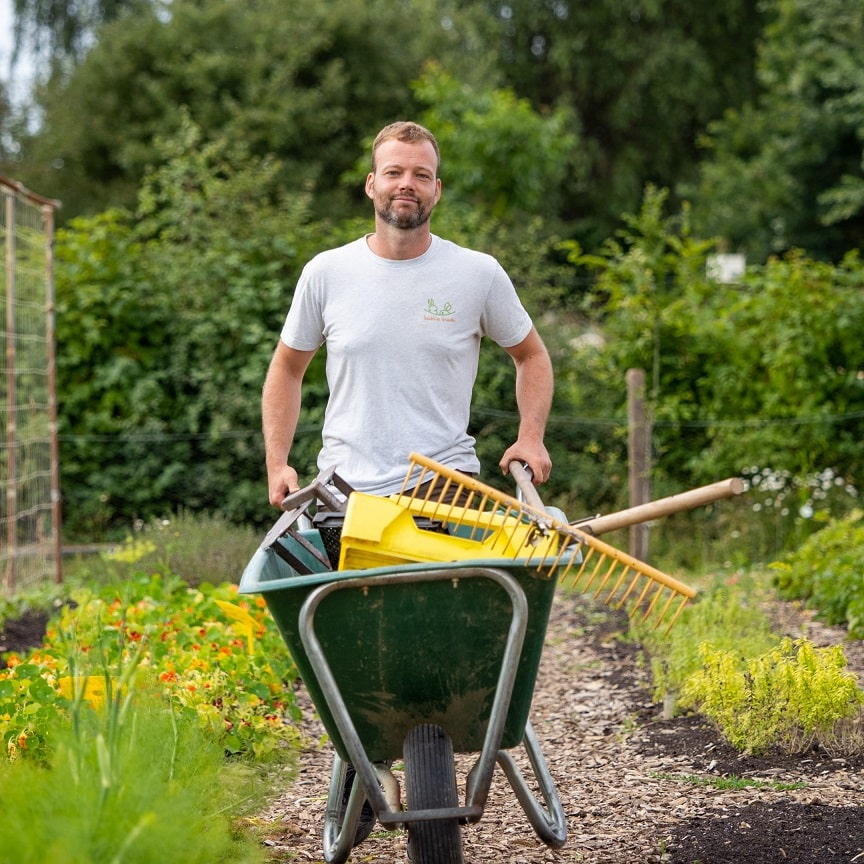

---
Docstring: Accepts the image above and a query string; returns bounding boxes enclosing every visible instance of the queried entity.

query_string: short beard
[376,198,433,230]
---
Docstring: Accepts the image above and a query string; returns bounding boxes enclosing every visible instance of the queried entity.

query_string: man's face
[365,139,442,229]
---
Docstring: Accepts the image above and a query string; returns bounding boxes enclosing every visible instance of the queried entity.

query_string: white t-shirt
[280,234,533,494]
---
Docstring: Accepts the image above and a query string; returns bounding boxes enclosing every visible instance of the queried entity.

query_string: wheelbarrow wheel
[404,724,464,864]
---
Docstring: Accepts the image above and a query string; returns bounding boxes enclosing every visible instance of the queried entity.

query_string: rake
[383,453,711,633]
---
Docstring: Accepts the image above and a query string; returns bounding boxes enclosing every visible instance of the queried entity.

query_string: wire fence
[0,176,62,595]
[55,401,863,572]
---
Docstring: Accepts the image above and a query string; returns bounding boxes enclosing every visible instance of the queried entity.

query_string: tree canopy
[690,0,864,260]
[5,0,770,247]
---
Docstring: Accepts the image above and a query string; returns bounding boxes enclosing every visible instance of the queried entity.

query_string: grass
[3,512,261,632]
[62,511,261,588]
[0,658,272,863]
[651,771,807,792]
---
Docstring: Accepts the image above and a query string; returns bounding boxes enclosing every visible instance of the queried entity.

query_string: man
[263,120,553,506]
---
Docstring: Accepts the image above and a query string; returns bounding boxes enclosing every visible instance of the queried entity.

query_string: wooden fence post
[627,368,651,560]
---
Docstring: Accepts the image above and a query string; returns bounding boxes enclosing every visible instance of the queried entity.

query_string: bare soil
[0,608,51,668]
[258,590,864,864]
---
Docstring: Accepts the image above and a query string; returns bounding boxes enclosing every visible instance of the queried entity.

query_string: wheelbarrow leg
[495,720,567,848]
[323,754,363,864]
[323,754,401,864]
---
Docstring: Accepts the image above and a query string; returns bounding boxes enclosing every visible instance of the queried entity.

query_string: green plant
[0,680,268,863]
[63,511,262,587]
[680,637,864,755]
[771,509,864,637]
[0,582,65,629]
[651,771,806,792]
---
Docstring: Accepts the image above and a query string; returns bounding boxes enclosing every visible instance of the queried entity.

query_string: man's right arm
[262,341,317,507]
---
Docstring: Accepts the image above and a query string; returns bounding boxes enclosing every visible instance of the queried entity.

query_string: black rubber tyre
[403,724,464,864]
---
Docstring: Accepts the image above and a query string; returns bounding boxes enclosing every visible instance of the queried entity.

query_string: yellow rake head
[387,453,697,634]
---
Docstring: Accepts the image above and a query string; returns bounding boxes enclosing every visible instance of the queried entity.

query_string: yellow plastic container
[337,492,558,571]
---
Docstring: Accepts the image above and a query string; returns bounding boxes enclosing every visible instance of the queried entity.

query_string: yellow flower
[57,676,115,710]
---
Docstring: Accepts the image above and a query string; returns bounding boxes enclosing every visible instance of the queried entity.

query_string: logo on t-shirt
[424,298,455,322]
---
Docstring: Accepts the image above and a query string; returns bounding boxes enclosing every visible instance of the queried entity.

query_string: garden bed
[258,589,864,863]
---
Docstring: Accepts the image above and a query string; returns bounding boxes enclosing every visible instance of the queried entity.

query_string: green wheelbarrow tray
[239,530,567,852]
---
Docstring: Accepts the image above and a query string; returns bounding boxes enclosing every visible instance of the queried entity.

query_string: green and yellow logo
[424,298,455,321]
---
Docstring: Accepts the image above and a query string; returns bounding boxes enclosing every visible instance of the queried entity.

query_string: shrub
[634,575,778,708]
[680,637,864,756]
[771,509,864,637]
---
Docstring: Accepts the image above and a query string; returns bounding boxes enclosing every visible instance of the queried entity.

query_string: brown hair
[371,121,440,175]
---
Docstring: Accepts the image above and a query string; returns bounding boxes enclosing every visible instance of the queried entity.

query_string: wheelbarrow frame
[240,535,567,863]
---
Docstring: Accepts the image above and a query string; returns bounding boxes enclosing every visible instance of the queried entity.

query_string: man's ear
[364,172,375,200]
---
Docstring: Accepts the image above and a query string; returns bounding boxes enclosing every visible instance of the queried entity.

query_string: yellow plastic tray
[337,492,559,571]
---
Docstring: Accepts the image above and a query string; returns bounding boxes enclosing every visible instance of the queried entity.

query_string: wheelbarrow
[239,455,742,863]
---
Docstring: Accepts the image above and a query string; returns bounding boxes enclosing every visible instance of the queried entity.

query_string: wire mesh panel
[1,176,62,593]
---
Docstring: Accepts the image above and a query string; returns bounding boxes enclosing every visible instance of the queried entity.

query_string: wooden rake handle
[508,462,744,536]
[577,477,745,536]
[508,461,547,512]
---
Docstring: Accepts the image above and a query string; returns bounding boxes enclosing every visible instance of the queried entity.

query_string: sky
[1,0,38,105]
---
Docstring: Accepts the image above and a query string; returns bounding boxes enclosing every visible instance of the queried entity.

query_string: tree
[690,0,864,261]
[10,0,146,63]
[412,64,580,222]
[7,0,495,220]
[54,119,327,535]
[470,0,765,246]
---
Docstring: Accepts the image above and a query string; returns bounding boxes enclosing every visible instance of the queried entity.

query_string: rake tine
[549,537,584,582]
[530,533,561,573]
[604,564,632,605]
[592,557,619,599]
[435,479,460,521]
[652,590,678,631]
[572,548,600,591]
[662,596,690,635]
[487,501,524,552]
[639,584,667,625]
[401,460,430,498]
[575,549,606,593]
[615,572,643,610]
[629,576,654,616]
[474,493,500,541]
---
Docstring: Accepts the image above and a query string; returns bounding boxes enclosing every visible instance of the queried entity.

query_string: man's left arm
[499,326,554,484]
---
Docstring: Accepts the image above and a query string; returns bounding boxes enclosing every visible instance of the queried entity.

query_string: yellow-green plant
[680,637,864,755]
[633,576,778,708]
